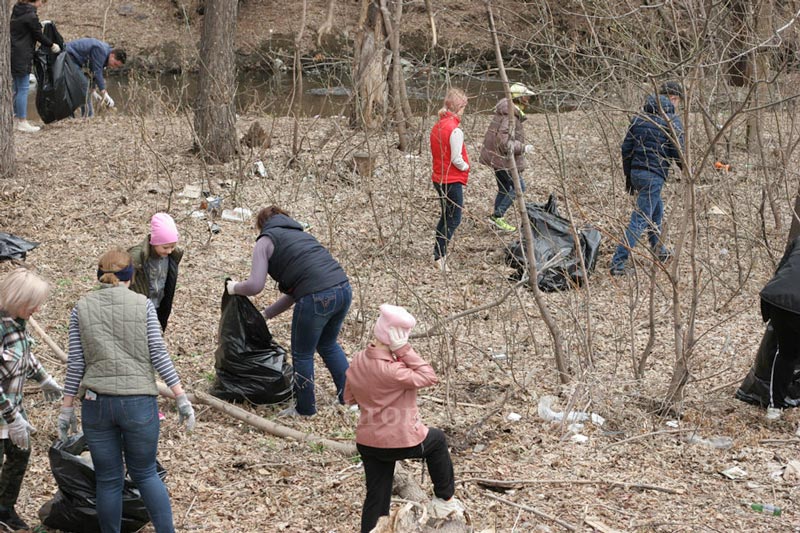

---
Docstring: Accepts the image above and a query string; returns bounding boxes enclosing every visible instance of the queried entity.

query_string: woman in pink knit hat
[129,213,184,331]
[344,304,464,532]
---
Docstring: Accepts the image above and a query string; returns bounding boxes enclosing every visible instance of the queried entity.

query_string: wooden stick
[463,476,684,495]
[601,428,695,451]
[483,492,578,531]
[192,390,358,457]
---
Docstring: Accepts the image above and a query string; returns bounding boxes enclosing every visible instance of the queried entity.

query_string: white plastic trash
[253,161,267,177]
[537,395,605,426]
[221,207,253,222]
[507,412,522,422]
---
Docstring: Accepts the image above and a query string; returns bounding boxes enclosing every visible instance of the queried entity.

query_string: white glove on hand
[388,326,410,353]
[91,89,102,101]
[57,406,78,442]
[8,413,35,450]
[524,144,534,154]
[102,92,115,108]
[40,375,63,401]
[226,280,237,296]
[175,394,195,432]
[50,43,61,54]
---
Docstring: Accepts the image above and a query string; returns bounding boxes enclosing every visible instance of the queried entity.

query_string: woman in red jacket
[345,304,464,532]
[430,88,469,272]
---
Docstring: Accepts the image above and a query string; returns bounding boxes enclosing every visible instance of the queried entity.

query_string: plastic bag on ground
[209,284,293,404]
[38,434,166,533]
[0,232,39,261]
[505,194,601,291]
[735,322,800,408]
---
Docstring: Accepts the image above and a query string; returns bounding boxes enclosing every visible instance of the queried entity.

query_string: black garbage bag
[735,323,800,408]
[34,22,88,124]
[0,232,39,261]
[38,434,167,533]
[505,194,602,291]
[209,284,294,404]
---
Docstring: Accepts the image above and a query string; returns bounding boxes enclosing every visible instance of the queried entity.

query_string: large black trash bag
[209,283,294,404]
[38,434,167,533]
[735,323,800,408]
[33,21,88,124]
[505,194,602,291]
[0,232,39,261]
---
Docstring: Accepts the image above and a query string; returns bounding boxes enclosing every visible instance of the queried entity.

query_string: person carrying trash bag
[58,248,195,533]
[751,236,800,420]
[226,206,351,417]
[10,0,61,133]
[0,268,64,531]
[480,82,536,233]
[345,304,465,533]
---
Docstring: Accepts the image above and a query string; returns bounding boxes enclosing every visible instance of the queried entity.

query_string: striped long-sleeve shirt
[64,299,180,397]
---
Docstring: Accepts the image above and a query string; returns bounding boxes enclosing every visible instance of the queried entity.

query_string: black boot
[0,506,29,532]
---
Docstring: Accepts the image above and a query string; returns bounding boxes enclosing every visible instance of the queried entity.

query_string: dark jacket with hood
[258,214,348,300]
[479,98,528,172]
[128,236,184,332]
[761,236,800,320]
[621,94,684,181]
[10,2,53,77]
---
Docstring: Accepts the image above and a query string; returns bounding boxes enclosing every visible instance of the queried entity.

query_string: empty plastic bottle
[750,503,781,516]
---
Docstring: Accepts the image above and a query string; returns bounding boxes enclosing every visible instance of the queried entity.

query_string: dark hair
[255,206,290,230]
[659,81,683,99]
[112,48,127,64]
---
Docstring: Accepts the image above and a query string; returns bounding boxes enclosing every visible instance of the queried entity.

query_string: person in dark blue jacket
[65,38,126,115]
[610,81,685,275]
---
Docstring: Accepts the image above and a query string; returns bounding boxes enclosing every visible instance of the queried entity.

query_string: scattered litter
[537,395,605,426]
[684,434,733,450]
[665,420,680,428]
[708,205,727,216]
[492,352,507,361]
[765,407,782,421]
[189,211,206,219]
[253,161,267,177]
[473,444,486,453]
[719,247,729,257]
[208,222,221,234]
[178,183,203,199]
[570,434,589,444]
[299,221,312,231]
[783,460,800,481]
[507,412,522,422]
[221,207,253,222]
[567,423,584,434]
[719,466,748,480]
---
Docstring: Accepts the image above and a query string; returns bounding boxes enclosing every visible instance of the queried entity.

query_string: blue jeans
[291,281,352,415]
[493,169,526,218]
[612,170,665,267]
[82,394,174,533]
[12,75,30,119]
[433,182,463,260]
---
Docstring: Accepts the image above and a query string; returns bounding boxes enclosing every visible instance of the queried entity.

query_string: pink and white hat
[373,303,417,345]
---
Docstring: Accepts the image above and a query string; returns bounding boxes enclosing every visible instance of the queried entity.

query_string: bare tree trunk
[291,0,308,162]
[194,0,238,162]
[351,0,388,130]
[486,0,570,385]
[379,0,408,150]
[424,0,437,47]
[0,0,15,179]
[317,0,336,46]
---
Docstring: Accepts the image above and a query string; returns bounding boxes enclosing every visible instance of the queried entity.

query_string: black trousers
[767,307,800,406]
[0,438,31,508]
[356,428,455,533]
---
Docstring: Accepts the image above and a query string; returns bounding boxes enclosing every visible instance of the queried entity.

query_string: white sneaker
[276,405,314,418]
[15,120,40,133]
[434,257,450,273]
[428,496,465,519]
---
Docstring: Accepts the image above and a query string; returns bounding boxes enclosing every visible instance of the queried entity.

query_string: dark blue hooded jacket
[621,94,684,180]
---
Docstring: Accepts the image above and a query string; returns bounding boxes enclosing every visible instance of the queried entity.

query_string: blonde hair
[0,268,51,318]
[97,249,133,285]
[438,88,468,118]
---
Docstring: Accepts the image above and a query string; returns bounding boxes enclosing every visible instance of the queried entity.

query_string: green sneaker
[489,215,516,232]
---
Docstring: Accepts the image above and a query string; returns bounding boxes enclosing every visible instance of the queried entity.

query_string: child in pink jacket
[344,304,464,533]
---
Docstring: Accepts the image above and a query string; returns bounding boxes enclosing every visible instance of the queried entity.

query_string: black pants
[767,307,800,407]
[0,438,31,508]
[357,428,455,533]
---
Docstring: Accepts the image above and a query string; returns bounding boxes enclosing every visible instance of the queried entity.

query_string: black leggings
[356,428,455,533]
[766,306,800,406]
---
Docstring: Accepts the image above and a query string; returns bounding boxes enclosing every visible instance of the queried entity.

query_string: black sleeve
[26,14,53,48]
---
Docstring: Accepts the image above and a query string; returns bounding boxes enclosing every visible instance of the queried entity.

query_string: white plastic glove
[524,144,534,154]
[226,279,237,296]
[102,92,115,108]
[8,413,35,450]
[388,326,410,353]
[40,375,63,401]
[50,43,61,54]
[175,394,195,432]
[57,406,78,442]
[91,89,102,101]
